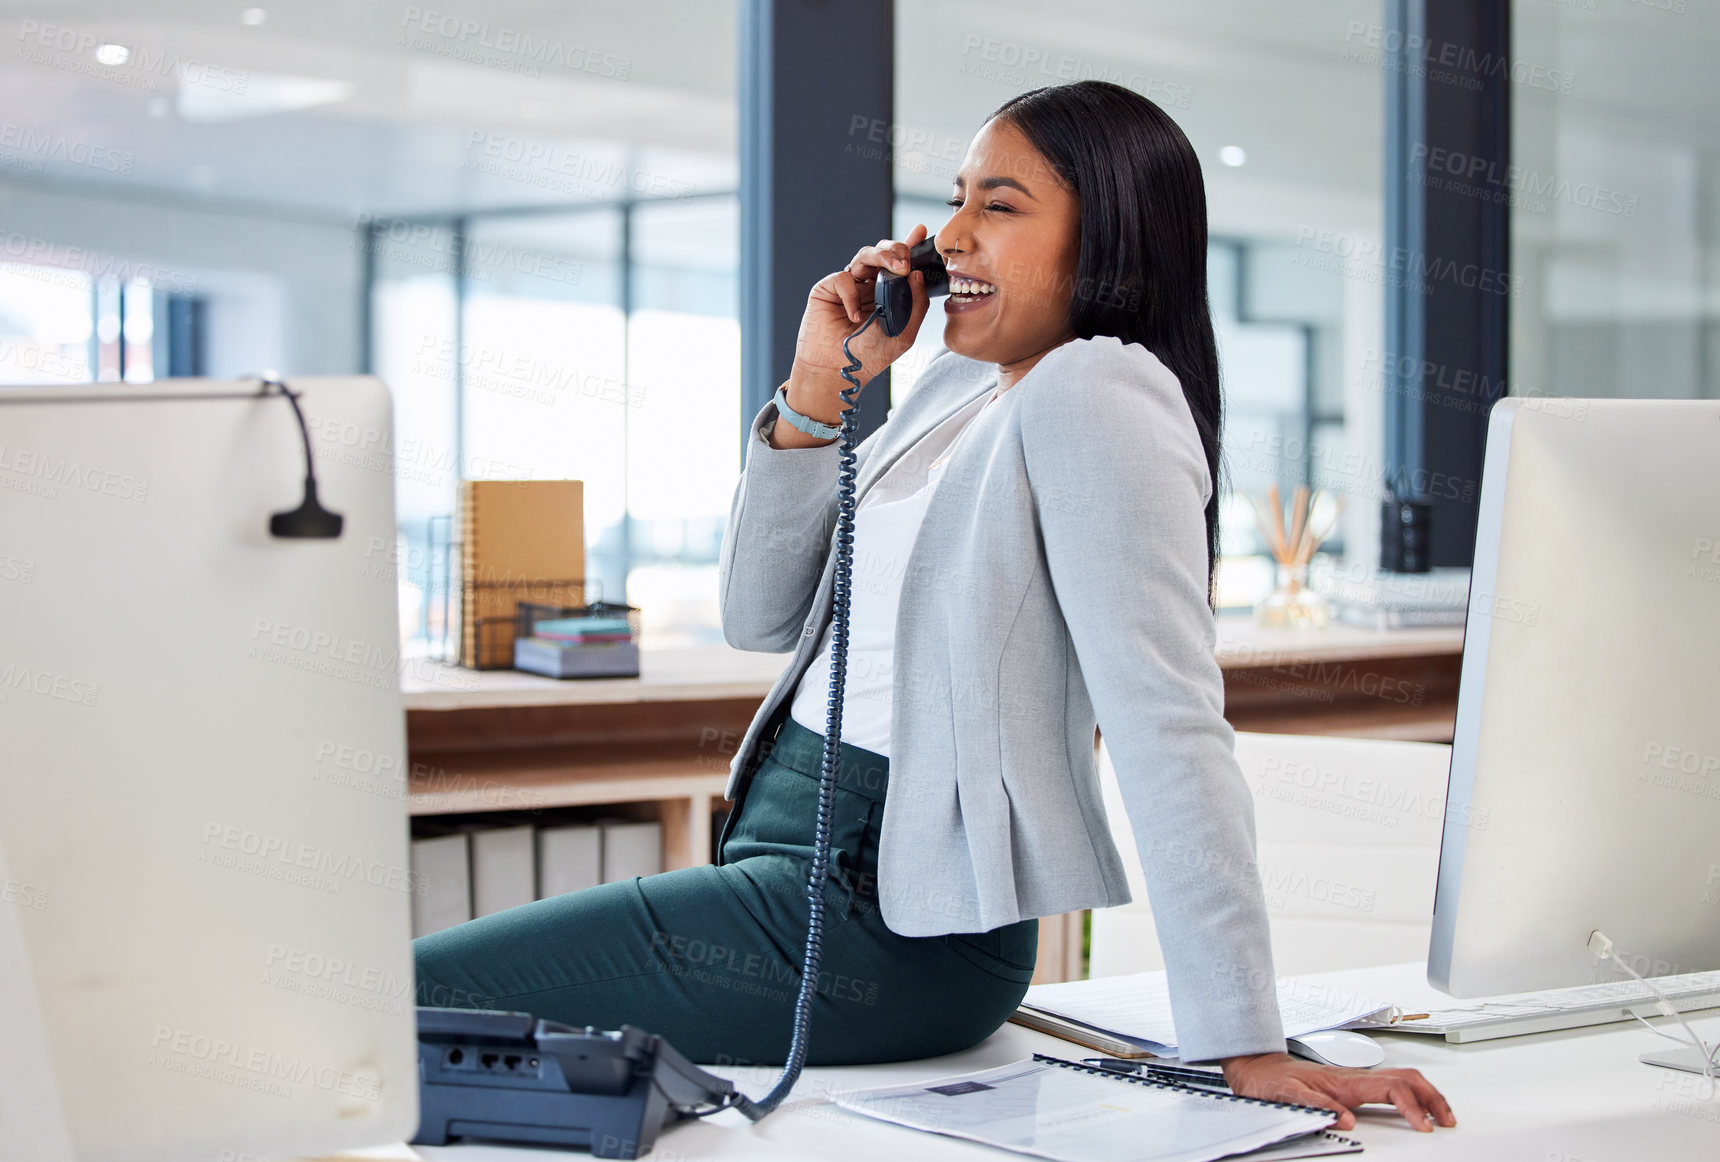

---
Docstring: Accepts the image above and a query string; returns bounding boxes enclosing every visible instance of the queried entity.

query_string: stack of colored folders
[512,605,640,679]
[532,614,633,648]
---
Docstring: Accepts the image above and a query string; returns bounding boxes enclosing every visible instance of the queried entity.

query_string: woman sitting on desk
[416,79,1456,1134]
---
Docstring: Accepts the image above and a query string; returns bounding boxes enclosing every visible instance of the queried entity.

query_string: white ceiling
[0,0,1713,238]
[0,1,739,220]
[897,0,1388,237]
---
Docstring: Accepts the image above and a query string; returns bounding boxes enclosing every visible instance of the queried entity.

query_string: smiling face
[936,117,1082,386]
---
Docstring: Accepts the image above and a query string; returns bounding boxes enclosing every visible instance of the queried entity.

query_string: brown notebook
[459,480,585,668]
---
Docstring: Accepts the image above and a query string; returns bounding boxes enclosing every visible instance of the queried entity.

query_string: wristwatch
[772,384,842,441]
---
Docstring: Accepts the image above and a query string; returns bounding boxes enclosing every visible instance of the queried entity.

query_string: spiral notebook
[831,1054,1353,1162]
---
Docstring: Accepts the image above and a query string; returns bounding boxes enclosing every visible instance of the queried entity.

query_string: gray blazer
[717,335,1284,1062]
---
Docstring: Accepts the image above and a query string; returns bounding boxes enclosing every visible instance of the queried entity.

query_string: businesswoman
[415,80,1454,1133]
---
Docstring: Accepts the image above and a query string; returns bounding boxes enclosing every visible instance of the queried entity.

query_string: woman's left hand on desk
[1219,1052,1457,1132]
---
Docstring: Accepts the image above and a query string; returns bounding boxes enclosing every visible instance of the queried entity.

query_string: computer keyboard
[1358,972,1720,1043]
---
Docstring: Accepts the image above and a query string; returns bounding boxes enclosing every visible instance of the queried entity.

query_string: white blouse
[787,384,1001,756]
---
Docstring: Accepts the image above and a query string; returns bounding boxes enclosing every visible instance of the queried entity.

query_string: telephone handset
[877,236,950,338]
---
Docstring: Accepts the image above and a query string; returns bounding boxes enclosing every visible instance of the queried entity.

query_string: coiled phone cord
[729,305,883,1121]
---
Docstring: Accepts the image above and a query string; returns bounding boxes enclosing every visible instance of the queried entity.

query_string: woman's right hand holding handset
[770,224,934,448]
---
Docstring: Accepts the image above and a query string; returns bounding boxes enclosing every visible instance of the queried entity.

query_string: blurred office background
[0,1,1713,649]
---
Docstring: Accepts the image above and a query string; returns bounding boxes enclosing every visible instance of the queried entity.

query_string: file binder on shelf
[471,826,536,918]
[411,833,473,938]
[599,819,662,883]
[538,824,602,899]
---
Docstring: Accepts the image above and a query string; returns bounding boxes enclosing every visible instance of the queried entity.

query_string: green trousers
[412,714,1039,1066]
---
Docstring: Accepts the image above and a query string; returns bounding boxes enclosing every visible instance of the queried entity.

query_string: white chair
[1090,731,1453,979]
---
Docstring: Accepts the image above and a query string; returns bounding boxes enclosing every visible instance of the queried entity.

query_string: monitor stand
[1641,1047,1717,1075]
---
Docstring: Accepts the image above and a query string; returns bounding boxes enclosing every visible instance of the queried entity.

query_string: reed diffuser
[1251,484,1343,628]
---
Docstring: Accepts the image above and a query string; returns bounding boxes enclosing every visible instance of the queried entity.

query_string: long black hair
[991,80,1225,610]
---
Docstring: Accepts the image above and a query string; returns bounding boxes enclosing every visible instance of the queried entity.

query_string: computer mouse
[1285,1029,1386,1069]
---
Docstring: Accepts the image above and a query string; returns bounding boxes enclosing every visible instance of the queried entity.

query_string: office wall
[0,177,361,378]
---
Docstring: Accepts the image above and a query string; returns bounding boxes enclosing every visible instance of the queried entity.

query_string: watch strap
[772,384,842,441]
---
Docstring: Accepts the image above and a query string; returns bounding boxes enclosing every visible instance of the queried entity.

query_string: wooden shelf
[408,746,731,814]
[402,643,787,711]
[408,741,734,870]
[1213,613,1463,667]
[403,625,1466,980]
[401,623,1464,713]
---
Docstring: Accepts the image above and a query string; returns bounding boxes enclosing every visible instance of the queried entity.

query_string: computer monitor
[0,378,419,1162]
[1430,397,1720,1008]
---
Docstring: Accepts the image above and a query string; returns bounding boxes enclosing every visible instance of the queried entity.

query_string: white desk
[303,962,1720,1161]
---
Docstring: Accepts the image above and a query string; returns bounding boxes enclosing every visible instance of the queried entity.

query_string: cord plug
[1587,930,1614,960]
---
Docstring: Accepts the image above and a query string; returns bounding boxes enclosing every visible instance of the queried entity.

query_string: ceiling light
[176,73,352,123]
[95,44,130,66]
[1219,145,1247,168]
[241,8,268,25]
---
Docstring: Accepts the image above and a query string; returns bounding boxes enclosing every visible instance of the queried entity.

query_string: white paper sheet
[1022,971,1396,1056]
[832,1058,1336,1162]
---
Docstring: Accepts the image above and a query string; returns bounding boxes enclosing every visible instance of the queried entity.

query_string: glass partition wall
[0,2,742,654]
[370,196,740,650]
[7,1,1711,646]
[1511,1,1720,402]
